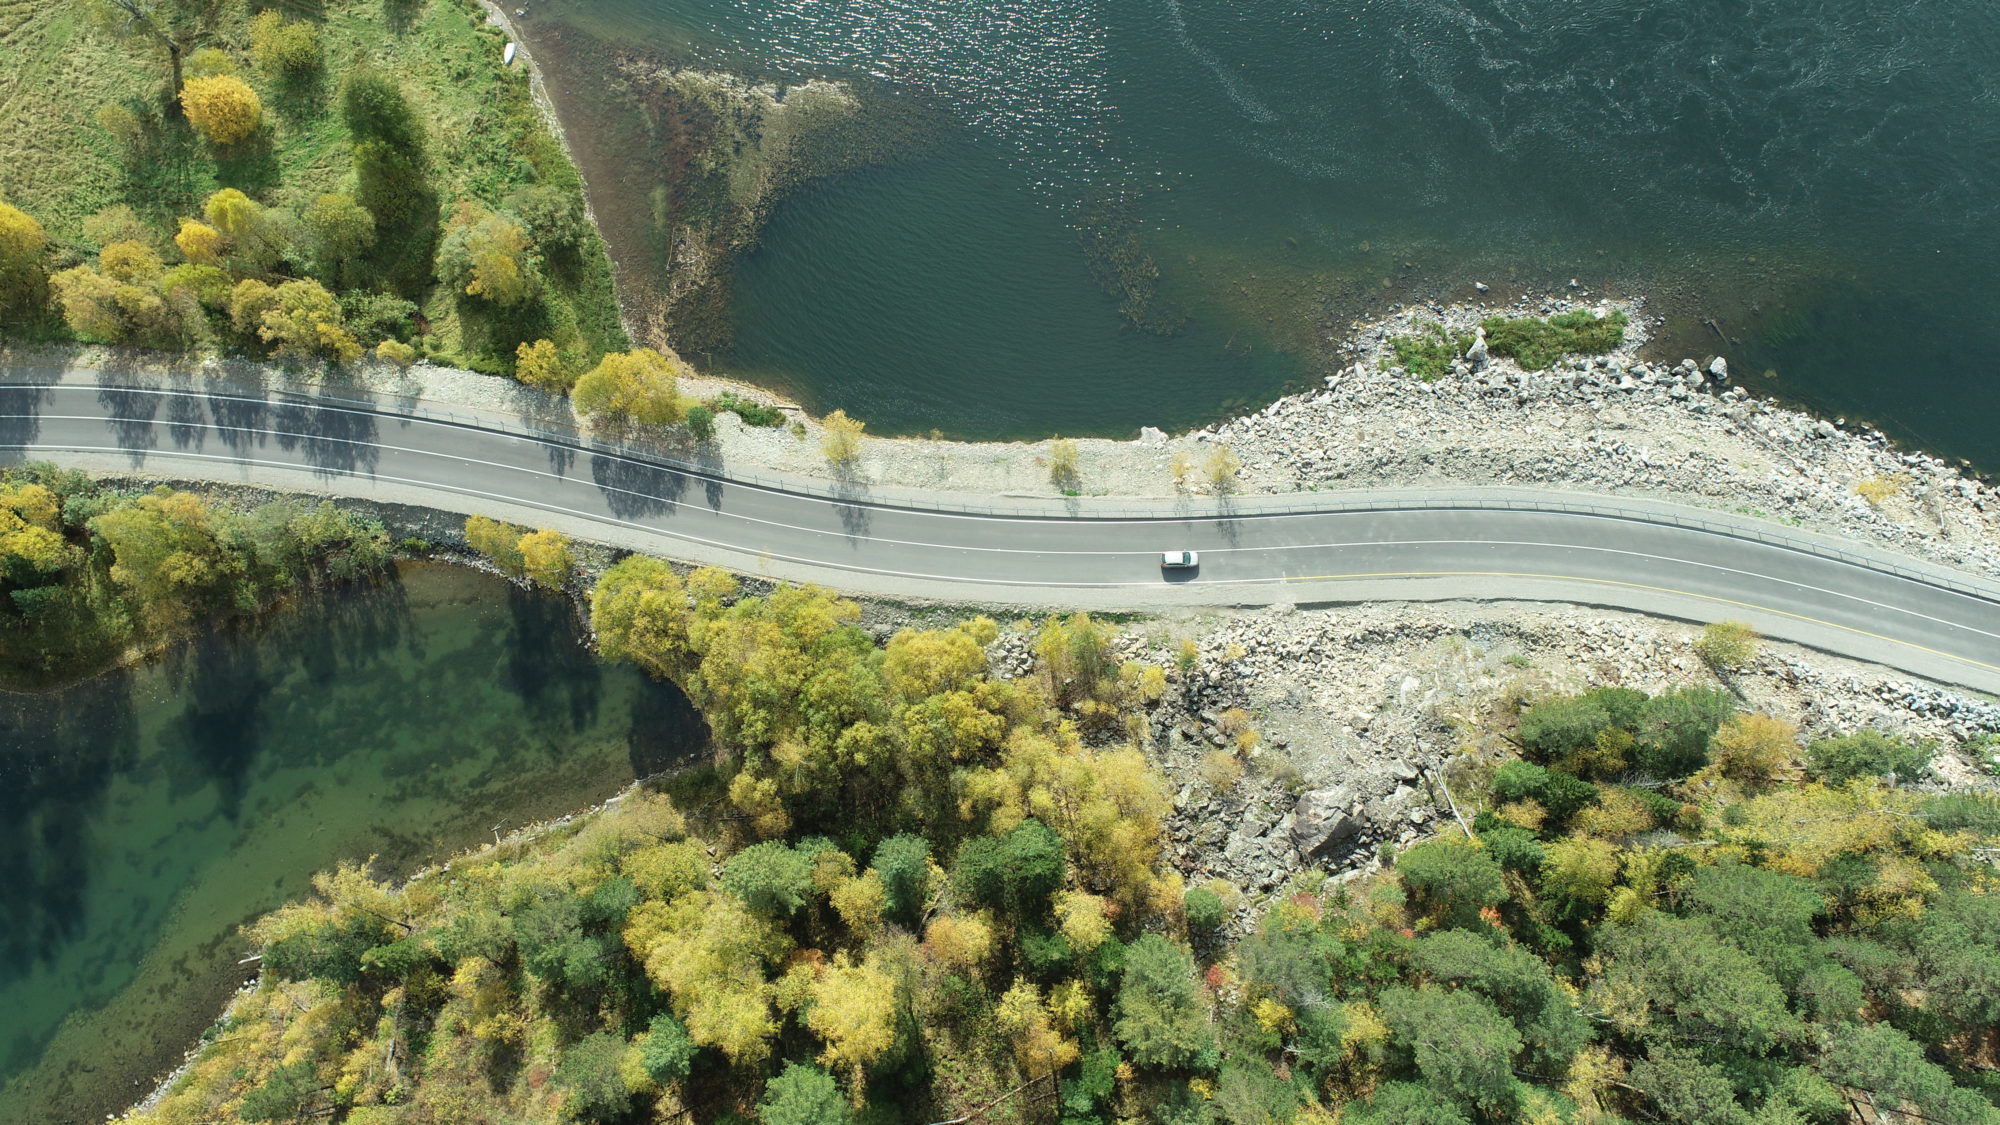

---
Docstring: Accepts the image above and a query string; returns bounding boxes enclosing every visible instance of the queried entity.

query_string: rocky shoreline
[1089,600,2000,927]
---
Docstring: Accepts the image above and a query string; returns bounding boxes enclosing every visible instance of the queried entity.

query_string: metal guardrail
[23,375,2000,604]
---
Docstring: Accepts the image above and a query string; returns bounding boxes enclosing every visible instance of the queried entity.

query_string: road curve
[5,378,2000,695]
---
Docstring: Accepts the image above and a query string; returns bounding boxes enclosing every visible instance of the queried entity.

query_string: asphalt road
[6,380,2000,694]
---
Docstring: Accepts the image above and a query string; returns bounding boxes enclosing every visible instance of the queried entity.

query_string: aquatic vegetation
[1480,308,1628,371]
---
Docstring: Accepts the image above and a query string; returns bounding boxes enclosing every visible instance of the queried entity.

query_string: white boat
[503,42,518,66]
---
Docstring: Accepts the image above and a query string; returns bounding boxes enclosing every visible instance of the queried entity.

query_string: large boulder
[1291,786,1363,860]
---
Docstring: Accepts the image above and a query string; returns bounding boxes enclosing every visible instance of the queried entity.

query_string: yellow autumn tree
[174,219,225,265]
[572,348,686,427]
[463,514,526,577]
[0,199,49,306]
[514,338,570,392]
[0,482,68,573]
[439,201,539,306]
[804,952,898,1099]
[994,980,1081,1075]
[517,529,573,587]
[181,75,263,144]
[821,409,865,467]
[623,890,791,1065]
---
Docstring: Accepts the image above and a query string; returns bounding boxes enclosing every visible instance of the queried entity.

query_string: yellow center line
[1284,568,2000,674]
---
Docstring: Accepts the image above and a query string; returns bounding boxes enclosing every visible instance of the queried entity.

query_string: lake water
[527,0,2000,462]
[0,563,702,1125]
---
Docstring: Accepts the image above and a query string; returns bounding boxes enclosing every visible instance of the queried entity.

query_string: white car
[1161,550,1199,569]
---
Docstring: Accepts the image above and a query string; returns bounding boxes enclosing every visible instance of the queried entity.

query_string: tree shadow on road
[589,449,683,521]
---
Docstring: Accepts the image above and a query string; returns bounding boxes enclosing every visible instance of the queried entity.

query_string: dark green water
[0,563,702,1125]
[534,0,2000,462]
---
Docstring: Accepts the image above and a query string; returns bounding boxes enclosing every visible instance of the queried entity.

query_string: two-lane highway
[6,379,2000,694]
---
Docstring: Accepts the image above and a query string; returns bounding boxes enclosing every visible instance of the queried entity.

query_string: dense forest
[124,557,2000,1125]
[0,462,390,682]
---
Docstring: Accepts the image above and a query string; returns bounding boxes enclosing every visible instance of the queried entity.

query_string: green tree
[1627,1045,1745,1125]
[721,840,817,918]
[1594,911,1799,1053]
[1184,885,1225,933]
[1805,730,1931,784]
[342,71,430,225]
[685,404,716,441]
[1114,934,1216,1070]
[303,194,374,285]
[758,1063,851,1125]
[1347,1082,1474,1125]
[1634,687,1736,778]
[1396,840,1506,927]
[1517,694,1613,760]
[573,349,686,427]
[639,1011,695,1085]
[869,833,930,927]
[557,1031,632,1123]
[1379,985,1522,1115]
[505,182,590,259]
[1821,1023,2000,1125]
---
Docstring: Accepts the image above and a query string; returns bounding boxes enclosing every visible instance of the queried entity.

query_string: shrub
[375,340,416,367]
[1805,730,1931,784]
[708,391,785,427]
[249,11,322,77]
[684,404,715,441]
[1184,885,1225,932]
[1480,309,1627,370]
[1694,620,1759,669]
[1390,322,1473,381]
[181,75,263,145]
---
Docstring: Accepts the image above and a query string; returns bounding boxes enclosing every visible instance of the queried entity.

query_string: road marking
[1283,569,2000,675]
[12,437,2000,677]
[13,385,1995,604]
[13,416,2000,647]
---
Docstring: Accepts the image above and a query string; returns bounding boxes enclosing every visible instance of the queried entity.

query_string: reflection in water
[0,562,704,1125]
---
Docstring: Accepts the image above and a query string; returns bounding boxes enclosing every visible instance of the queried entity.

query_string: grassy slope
[0,0,625,368]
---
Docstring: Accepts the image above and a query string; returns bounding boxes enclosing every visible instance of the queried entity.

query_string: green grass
[1479,308,1627,370]
[0,0,625,369]
[1388,322,1473,381]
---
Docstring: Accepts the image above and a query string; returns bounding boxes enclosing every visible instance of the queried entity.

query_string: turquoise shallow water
[0,563,701,1124]
[535,0,2000,460]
